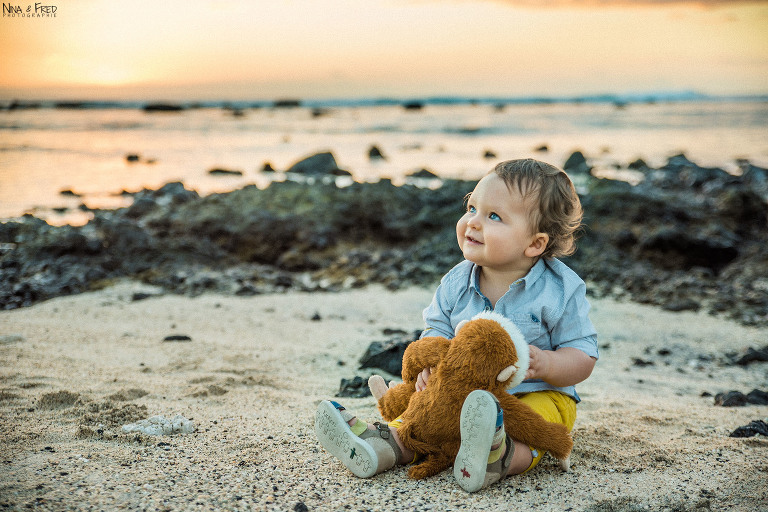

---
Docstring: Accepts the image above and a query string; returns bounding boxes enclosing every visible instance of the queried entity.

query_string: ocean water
[1,98,767,225]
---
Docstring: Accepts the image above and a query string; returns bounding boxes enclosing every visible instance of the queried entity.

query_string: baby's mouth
[466,235,482,244]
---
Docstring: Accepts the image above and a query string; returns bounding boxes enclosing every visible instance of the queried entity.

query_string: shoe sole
[315,400,378,478]
[454,390,498,492]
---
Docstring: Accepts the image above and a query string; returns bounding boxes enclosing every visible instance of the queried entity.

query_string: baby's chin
[459,248,482,265]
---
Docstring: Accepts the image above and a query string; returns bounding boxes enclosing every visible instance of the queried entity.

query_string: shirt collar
[469,258,547,292]
[469,263,482,292]
[523,258,547,287]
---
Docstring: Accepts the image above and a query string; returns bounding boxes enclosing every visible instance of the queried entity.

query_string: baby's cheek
[456,219,466,241]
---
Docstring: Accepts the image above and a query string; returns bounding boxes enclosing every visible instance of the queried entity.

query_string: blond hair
[492,159,583,259]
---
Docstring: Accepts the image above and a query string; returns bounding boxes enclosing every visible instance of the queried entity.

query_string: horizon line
[3,90,768,110]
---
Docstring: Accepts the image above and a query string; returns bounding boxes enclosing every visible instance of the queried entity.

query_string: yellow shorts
[516,390,577,473]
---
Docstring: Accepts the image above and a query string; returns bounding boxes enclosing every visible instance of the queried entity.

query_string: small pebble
[163,335,192,342]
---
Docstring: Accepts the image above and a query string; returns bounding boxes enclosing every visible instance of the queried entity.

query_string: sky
[0,0,767,100]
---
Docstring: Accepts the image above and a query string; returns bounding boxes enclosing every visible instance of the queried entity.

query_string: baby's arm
[525,346,595,387]
[417,274,458,391]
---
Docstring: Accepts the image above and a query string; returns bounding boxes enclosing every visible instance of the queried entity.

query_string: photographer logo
[3,3,57,17]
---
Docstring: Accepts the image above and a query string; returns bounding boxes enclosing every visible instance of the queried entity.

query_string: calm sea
[1,96,767,225]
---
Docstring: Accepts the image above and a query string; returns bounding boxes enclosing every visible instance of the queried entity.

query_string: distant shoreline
[2,92,767,111]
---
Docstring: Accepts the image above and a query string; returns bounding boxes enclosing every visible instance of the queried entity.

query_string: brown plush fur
[376,318,573,480]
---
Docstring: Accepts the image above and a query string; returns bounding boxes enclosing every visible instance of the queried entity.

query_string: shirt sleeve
[549,280,599,360]
[421,277,456,340]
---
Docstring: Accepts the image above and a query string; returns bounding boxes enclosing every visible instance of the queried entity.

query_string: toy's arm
[401,336,450,383]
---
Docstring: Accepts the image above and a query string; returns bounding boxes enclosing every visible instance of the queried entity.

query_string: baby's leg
[315,400,413,478]
[382,415,415,464]
[454,390,514,492]
[508,391,576,475]
[455,390,575,492]
[505,440,536,475]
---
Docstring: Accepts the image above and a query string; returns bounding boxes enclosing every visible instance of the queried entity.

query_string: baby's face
[456,174,538,275]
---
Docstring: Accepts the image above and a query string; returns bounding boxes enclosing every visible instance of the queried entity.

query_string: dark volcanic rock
[286,152,350,176]
[208,168,243,176]
[732,345,768,366]
[273,99,301,108]
[713,389,767,407]
[565,166,768,327]
[408,168,439,179]
[1,154,767,328]
[715,391,749,407]
[368,145,386,160]
[163,335,192,342]
[739,160,768,193]
[0,179,470,309]
[730,420,768,438]
[715,187,768,234]
[336,376,371,398]
[358,330,421,376]
[143,103,185,113]
[402,101,423,110]
[746,389,768,405]
[636,227,739,272]
[125,196,157,219]
[662,153,729,188]
[563,151,591,174]
[153,182,200,204]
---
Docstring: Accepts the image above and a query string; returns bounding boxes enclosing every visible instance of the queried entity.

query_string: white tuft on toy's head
[455,319,470,335]
[471,310,529,389]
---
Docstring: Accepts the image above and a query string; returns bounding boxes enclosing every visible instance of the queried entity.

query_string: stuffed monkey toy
[368,311,573,480]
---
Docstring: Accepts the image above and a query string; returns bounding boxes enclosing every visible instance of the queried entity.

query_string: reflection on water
[1,100,766,225]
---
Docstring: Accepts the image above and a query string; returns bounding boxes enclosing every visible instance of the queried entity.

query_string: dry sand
[1,281,766,511]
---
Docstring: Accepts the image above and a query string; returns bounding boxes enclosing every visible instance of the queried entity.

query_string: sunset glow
[1,0,766,100]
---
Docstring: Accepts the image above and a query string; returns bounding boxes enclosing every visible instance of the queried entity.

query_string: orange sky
[1,0,766,100]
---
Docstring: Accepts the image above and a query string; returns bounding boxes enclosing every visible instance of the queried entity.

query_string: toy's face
[449,318,518,385]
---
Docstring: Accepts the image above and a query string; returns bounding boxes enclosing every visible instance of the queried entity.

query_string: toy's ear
[496,364,517,383]
[455,319,470,335]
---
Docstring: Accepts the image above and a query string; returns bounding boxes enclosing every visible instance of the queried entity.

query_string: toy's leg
[315,400,409,478]
[453,390,514,493]
[367,375,397,400]
[368,375,388,400]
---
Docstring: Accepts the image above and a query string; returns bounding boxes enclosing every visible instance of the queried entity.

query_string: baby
[315,158,598,492]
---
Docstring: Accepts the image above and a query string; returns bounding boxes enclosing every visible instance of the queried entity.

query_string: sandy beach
[1,281,766,511]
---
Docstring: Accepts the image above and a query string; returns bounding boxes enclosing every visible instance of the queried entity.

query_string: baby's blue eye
[467,205,476,213]
[489,212,501,221]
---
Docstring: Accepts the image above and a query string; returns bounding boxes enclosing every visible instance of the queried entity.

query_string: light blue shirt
[421,258,598,402]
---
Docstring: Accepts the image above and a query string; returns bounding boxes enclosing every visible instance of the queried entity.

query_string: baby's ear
[525,232,549,258]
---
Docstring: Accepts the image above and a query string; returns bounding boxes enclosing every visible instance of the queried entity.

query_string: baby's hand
[525,345,552,381]
[415,367,435,392]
